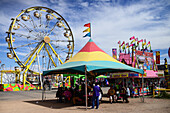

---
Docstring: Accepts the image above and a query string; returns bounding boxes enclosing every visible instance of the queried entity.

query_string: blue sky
[0,0,170,70]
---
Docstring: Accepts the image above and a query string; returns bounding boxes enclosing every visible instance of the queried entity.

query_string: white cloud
[68,0,170,57]
[0,43,7,47]
[0,0,170,70]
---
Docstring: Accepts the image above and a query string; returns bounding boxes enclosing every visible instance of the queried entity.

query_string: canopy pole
[142,74,144,102]
[85,65,88,110]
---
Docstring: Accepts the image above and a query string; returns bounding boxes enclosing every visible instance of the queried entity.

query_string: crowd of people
[107,85,130,104]
[55,81,132,109]
[55,82,103,108]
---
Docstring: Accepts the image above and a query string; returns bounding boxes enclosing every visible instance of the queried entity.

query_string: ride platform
[0,83,41,91]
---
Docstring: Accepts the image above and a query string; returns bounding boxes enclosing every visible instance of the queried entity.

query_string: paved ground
[0,90,170,113]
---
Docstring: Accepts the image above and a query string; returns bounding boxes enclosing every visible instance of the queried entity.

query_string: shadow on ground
[24,99,74,109]
[24,98,125,110]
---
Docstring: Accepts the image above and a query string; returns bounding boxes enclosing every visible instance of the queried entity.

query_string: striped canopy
[43,39,144,76]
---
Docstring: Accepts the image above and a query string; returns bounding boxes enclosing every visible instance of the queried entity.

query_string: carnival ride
[1,6,74,91]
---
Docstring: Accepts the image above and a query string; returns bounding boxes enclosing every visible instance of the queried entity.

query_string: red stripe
[79,41,106,53]
[84,23,90,27]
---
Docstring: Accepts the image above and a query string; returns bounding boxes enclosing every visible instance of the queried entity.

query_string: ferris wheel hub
[44,36,50,43]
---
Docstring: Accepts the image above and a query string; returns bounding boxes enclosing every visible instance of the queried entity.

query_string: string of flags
[118,36,152,53]
[83,23,91,38]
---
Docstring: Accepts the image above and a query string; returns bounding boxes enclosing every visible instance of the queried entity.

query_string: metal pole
[85,65,88,110]
[37,53,44,101]
[37,53,43,88]
[1,72,2,84]
[142,74,144,102]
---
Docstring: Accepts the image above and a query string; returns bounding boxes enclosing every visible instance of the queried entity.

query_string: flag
[156,51,160,64]
[138,39,143,43]
[143,39,146,46]
[147,41,150,45]
[83,28,90,32]
[112,48,117,59]
[84,23,90,27]
[130,36,135,40]
[83,32,91,37]
[83,23,91,38]
[147,44,151,47]
[135,38,138,41]
[122,44,125,50]
[121,41,125,46]
[129,43,135,47]
[130,39,135,44]
[126,43,129,48]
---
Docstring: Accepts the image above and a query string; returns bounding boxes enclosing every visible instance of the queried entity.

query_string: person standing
[107,86,116,103]
[92,83,100,109]
[122,87,129,103]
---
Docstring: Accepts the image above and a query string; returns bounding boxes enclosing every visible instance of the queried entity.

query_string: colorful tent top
[96,75,108,78]
[43,39,144,76]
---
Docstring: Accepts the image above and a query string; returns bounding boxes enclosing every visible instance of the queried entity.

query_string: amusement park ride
[0,6,74,91]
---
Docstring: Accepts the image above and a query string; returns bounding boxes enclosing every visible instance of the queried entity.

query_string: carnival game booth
[129,70,159,96]
[109,70,160,97]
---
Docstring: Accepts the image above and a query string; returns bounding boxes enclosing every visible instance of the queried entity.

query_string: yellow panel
[66,51,121,63]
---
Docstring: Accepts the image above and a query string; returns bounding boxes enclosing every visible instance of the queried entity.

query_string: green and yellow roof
[43,39,144,75]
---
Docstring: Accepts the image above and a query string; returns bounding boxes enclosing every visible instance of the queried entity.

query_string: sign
[111,73,128,78]
[136,50,153,58]
[156,51,160,64]
[136,50,143,56]
[112,48,117,59]
[139,73,147,77]
[144,52,153,57]
[119,53,131,64]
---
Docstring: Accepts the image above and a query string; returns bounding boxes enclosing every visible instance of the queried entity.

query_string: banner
[168,47,170,58]
[156,51,160,64]
[112,48,117,59]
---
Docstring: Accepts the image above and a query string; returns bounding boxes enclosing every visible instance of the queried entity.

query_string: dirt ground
[0,90,170,113]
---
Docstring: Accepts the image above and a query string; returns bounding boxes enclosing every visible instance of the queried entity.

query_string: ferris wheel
[6,6,74,75]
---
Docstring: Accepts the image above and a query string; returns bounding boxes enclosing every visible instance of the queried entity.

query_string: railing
[153,89,170,97]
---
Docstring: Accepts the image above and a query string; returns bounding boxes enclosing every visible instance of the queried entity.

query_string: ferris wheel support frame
[23,42,45,87]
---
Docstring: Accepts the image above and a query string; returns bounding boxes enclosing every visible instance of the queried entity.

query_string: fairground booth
[109,36,165,97]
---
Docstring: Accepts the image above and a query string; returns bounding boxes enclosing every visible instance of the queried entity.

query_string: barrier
[153,89,170,97]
